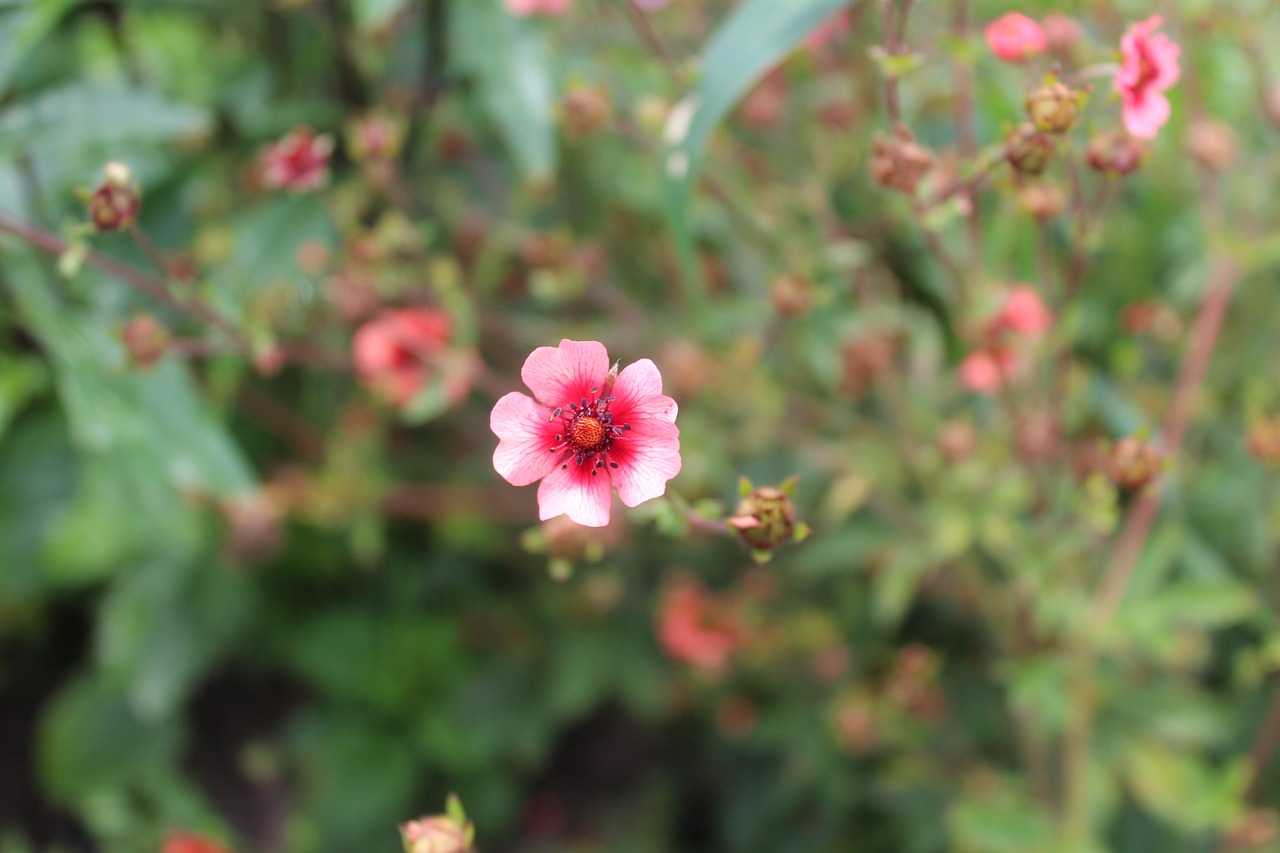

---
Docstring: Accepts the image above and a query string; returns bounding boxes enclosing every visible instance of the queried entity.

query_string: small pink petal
[611,358,678,424]
[1123,93,1171,139]
[537,461,613,527]
[610,419,681,508]
[491,392,560,486]
[521,339,610,408]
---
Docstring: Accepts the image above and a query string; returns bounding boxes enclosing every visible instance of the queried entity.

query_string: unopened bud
[88,162,141,231]
[1017,181,1066,221]
[1086,130,1145,176]
[1025,81,1085,134]
[1247,417,1280,465]
[1108,436,1162,492]
[1185,119,1236,173]
[1005,124,1056,176]
[1041,14,1083,58]
[729,478,809,557]
[769,273,814,316]
[120,314,169,368]
[346,113,407,163]
[561,83,613,139]
[399,797,473,853]
[869,125,934,194]
[1223,808,1279,851]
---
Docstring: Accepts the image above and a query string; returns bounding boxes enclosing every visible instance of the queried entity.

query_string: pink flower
[505,0,570,16]
[162,832,234,853]
[261,128,333,192]
[990,285,1052,336]
[657,579,743,673]
[1114,16,1181,139]
[985,12,1046,62]
[491,340,680,527]
[958,348,1017,395]
[806,8,853,51]
[353,308,468,407]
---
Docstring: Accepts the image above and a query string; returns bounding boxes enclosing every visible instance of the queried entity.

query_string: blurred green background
[2,0,1280,851]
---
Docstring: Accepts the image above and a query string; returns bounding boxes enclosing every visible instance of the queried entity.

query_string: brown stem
[685,508,732,537]
[621,0,683,86]
[1091,255,1241,624]
[950,0,980,268]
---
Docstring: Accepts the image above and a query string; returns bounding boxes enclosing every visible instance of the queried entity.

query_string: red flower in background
[1115,16,1181,139]
[658,578,744,673]
[162,831,233,853]
[490,340,680,528]
[261,128,333,192]
[506,0,570,16]
[353,308,468,407]
[959,286,1052,395]
[985,12,1046,62]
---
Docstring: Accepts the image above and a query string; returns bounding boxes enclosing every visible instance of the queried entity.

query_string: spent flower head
[491,340,681,527]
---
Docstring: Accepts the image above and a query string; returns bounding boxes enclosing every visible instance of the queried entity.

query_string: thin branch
[1090,255,1241,624]
[620,0,683,86]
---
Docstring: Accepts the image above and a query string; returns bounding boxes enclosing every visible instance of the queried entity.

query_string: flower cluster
[959,286,1052,395]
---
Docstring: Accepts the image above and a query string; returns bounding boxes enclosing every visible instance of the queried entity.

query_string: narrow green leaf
[661,0,855,290]
[452,0,557,183]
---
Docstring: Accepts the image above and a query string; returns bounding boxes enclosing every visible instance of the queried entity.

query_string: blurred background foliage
[1,0,1280,852]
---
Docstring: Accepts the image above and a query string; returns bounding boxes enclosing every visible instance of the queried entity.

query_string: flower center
[570,415,607,450]
[548,386,633,475]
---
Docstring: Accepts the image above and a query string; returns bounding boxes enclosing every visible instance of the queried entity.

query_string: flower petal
[1122,92,1170,139]
[610,358,679,425]
[521,339,610,408]
[491,392,560,486]
[610,418,681,507]
[537,460,613,527]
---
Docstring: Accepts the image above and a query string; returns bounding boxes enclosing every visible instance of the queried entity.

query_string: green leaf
[661,0,855,286]
[452,0,556,183]
[0,0,82,97]
[0,82,211,161]
[97,559,255,720]
[38,674,183,811]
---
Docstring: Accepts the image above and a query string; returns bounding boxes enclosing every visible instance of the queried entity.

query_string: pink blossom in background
[491,339,680,527]
[261,128,332,192]
[657,579,743,673]
[805,8,853,51]
[506,0,570,16]
[633,0,671,9]
[1115,16,1181,139]
[163,832,234,853]
[985,12,1046,62]
[990,286,1052,336]
[353,308,456,406]
[958,348,1018,395]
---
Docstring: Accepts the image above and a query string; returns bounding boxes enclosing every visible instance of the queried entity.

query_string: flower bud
[1025,81,1085,134]
[399,798,473,853]
[1004,124,1056,175]
[120,313,169,368]
[346,113,407,163]
[561,83,613,138]
[1108,436,1162,492]
[1247,417,1280,466]
[1185,119,1236,173]
[88,162,141,231]
[769,273,814,316]
[1041,14,1083,58]
[729,478,808,556]
[1086,130,1145,176]
[869,125,933,194]
[1017,181,1066,222]
[1223,808,1279,851]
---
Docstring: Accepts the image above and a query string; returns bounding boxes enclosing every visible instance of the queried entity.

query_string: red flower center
[548,387,632,476]
[1134,44,1159,90]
